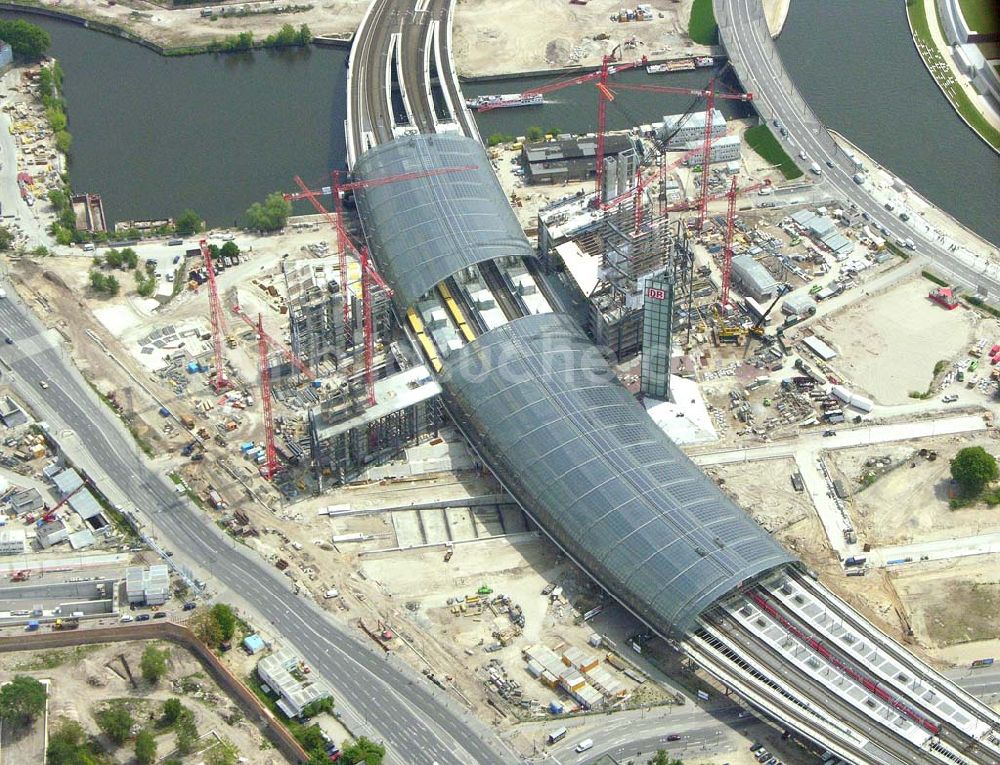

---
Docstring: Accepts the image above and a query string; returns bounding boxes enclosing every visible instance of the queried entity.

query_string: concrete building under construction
[283,256,345,369]
[307,365,444,487]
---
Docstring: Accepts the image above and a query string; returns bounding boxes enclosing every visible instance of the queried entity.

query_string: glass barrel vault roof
[354,133,535,309]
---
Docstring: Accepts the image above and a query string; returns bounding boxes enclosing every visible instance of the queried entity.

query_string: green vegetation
[342,737,386,765]
[37,61,73,158]
[212,603,238,640]
[89,270,120,296]
[190,602,238,648]
[958,0,999,34]
[47,719,107,765]
[933,359,949,376]
[907,0,1000,150]
[135,729,157,765]
[0,675,46,726]
[175,208,204,236]
[263,23,312,47]
[951,446,998,495]
[0,19,51,60]
[140,645,170,683]
[0,226,13,251]
[174,706,200,754]
[247,673,337,763]
[922,270,949,286]
[688,0,718,45]
[216,31,255,52]
[743,125,804,180]
[96,702,134,745]
[205,740,240,765]
[525,126,545,141]
[135,268,156,297]
[245,192,292,232]
[300,696,334,718]
[487,132,516,147]
[965,294,1000,318]
[103,247,139,270]
[162,697,184,725]
[648,753,684,765]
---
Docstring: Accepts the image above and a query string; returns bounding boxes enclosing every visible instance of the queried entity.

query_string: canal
[0,11,348,227]
[777,0,999,246]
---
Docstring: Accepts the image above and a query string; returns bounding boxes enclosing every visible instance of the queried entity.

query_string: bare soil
[814,277,978,405]
[828,433,1000,547]
[0,640,293,764]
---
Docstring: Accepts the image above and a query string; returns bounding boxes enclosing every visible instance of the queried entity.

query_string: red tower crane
[602,80,753,229]
[287,167,466,404]
[231,306,317,479]
[478,49,648,197]
[254,313,279,479]
[200,239,231,391]
[719,176,771,309]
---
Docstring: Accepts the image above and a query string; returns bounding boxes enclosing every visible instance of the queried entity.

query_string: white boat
[466,93,544,111]
[646,63,669,74]
[695,56,715,68]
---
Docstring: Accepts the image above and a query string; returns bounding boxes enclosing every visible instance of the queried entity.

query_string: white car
[942,394,958,403]
[120,614,134,623]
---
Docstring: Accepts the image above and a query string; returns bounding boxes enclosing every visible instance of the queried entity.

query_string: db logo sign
[646,287,666,300]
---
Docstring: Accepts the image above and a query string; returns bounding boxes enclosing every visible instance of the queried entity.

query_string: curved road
[715,0,997,296]
[0,276,510,765]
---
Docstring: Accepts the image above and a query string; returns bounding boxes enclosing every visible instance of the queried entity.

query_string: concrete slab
[420,508,451,544]
[390,511,424,548]
[445,508,477,541]
[499,505,527,534]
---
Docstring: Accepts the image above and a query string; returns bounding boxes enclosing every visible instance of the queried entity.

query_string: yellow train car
[407,308,443,373]
[437,282,476,344]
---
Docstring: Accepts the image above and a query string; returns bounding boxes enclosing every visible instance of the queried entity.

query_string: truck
[844,556,867,567]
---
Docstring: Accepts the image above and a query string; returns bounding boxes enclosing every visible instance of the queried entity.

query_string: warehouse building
[730,254,779,302]
[781,293,818,318]
[522,135,634,185]
[126,564,170,606]
[656,108,726,148]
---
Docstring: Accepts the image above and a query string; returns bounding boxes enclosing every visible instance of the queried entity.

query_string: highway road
[715,0,999,297]
[0,279,511,765]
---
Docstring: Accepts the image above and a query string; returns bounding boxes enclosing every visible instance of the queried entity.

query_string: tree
[300,696,334,718]
[140,644,169,683]
[175,208,203,236]
[48,189,68,210]
[951,446,999,495]
[135,729,157,765]
[106,275,120,296]
[297,24,312,45]
[0,19,51,60]
[120,247,138,269]
[219,240,240,258]
[342,736,386,765]
[96,703,134,745]
[211,603,238,641]
[55,130,72,154]
[163,697,184,724]
[245,192,291,232]
[206,740,239,765]
[525,125,544,141]
[192,609,223,646]
[0,226,13,251]
[175,708,199,754]
[135,269,155,297]
[0,675,46,726]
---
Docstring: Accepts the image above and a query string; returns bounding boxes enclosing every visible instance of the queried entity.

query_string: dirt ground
[828,433,1000,547]
[707,458,837,567]
[814,276,979,404]
[30,0,367,50]
[0,640,292,764]
[892,554,1000,652]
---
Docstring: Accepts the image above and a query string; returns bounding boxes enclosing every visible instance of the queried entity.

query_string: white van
[82,242,95,252]
[575,739,594,753]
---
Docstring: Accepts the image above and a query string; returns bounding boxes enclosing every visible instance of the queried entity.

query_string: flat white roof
[802,335,837,361]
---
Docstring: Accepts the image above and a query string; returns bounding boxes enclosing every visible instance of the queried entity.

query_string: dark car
[153,612,167,619]
[825,159,834,168]
[667,734,682,742]
[4,337,12,344]
[136,614,151,622]
[823,430,837,437]
[183,601,197,611]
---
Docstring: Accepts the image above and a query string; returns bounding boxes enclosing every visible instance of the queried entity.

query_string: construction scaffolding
[283,257,345,369]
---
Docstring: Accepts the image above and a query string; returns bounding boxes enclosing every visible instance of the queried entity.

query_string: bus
[546,727,567,744]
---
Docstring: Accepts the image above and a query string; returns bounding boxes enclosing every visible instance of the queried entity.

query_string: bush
[487,132,515,147]
[300,695,334,718]
[135,729,157,765]
[96,702,133,745]
[342,736,386,765]
[921,270,948,286]
[163,697,184,724]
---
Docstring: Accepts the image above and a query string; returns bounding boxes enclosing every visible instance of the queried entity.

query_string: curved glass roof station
[440,313,795,636]
[353,133,535,309]
[354,133,795,637]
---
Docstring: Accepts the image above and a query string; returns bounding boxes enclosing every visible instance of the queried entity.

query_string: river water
[0,11,348,227]
[776,0,999,246]
[3,6,996,242]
